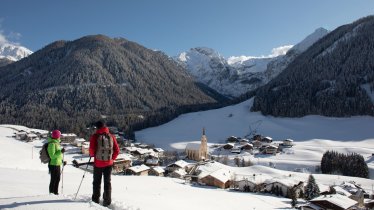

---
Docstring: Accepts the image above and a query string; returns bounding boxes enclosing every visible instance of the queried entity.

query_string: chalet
[261,136,273,144]
[26,133,38,141]
[263,180,290,197]
[145,157,159,166]
[81,142,90,155]
[169,168,187,179]
[309,194,358,210]
[265,145,278,155]
[239,138,250,145]
[290,181,305,198]
[199,168,232,189]
[113,159,132,174]
[166,160,191,173]
[234,179,257,192]
[282,139,294,147]
[127,164,150,176]
[15,131,28,140]
[60,133,77,143]
[241,143,253,151]
[251,140,262,148]
[149,166,165,176]
[227,136,238,143]
[222,143,234,150]
[33,131,49,139]
[74,138,86,147]
[252,134,262,141]
[153,148,164,157]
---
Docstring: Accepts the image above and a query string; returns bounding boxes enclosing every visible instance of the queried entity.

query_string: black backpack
[39,143,50,164]
[95,133,114,161]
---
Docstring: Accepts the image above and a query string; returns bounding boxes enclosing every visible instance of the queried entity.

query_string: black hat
[95,120,105,129]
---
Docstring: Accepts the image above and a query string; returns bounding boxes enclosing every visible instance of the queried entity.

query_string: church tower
[199,128,208,161]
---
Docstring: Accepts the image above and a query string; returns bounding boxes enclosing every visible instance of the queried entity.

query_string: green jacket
[47,137,63,166]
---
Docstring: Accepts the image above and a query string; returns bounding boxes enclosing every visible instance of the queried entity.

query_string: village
[12,126,374,210]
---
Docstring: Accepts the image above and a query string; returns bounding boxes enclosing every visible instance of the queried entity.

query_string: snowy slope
[176,28,329,97]
[0,125,293,210]
[0,42,32,61]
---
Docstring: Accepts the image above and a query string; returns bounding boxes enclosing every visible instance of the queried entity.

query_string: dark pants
[48,165,61,195]
[92,166,112,206]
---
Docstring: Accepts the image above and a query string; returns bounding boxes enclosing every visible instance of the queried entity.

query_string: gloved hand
[61,148,65,153]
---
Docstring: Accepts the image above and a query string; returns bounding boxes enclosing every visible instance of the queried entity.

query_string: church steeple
[200,127,208,161]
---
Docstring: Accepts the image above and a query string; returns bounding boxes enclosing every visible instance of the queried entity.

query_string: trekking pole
[74,156,92,200]
[61,152,64,194]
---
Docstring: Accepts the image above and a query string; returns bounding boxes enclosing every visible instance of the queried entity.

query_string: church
[185,128,209,161]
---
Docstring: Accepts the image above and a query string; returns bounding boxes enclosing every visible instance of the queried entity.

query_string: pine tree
[304,175,320,200]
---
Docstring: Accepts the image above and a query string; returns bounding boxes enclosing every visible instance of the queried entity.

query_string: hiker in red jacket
[89,121,120,207]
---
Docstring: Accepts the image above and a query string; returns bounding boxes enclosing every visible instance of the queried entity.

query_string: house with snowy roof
[166,160,192,173]
[308,194,358,210]
[149,166,165,176]
[126,164,150,176]
[199,168,232,189]
[169,168,187,179]
[185,128,209,161]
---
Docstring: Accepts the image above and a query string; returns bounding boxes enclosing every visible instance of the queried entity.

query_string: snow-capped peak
[0,42,33,61]
[291,27,329,53]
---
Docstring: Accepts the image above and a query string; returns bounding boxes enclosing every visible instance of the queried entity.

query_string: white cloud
[269,45,293,57]
[0,32,7,44]
[0,18,21,45]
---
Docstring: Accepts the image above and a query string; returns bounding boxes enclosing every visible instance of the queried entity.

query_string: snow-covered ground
[1,97,374,209]
[0,125,293,210]
[136,98,374,180]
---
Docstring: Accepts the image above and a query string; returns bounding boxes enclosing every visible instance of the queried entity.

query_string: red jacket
[89,127,120,167]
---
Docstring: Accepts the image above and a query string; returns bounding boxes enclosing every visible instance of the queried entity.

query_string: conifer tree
[304,175,320,200]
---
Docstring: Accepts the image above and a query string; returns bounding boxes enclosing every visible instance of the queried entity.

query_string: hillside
[251,16,374,117]
[0,35,225,133]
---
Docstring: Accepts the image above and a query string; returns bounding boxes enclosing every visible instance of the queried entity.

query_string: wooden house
[199,168,232,189]
[149,166,165,176]
[251,140,262,148]
[265,145,278,155]
[166,160,191,173]
[127,164,150,176]
[264,181,290,197]
[241,143,253,151]
[239,138,250,145]
[252,134,262,141]
[113,158,132,174]
[169,168,187,179]
[81,142,90,155]
[15,131,28,140]
[60,133,77,143]
[26,133,38,142]
[74,138,86,147]
[282,139,294,147]
[222,143,234,150]
[310,194,358,210]
[261,136,273,144]
[234,179,257,192]
[153,148,164,157]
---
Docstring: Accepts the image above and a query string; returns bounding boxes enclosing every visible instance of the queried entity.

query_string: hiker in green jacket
[47,130,65,195]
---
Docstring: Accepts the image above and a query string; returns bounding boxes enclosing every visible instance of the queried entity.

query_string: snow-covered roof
[146,158,159,165]
[172,168,187,176]
[151,166,165,174]
[264,177,298,187]
[117,153,133,161]
[26,133,38,137]
[186,142,201,150]
[284,139,293,142]
[311,194,358,209]
[74,138,86,142]
[333,186,352,196]
[129,164,150,173]
[169,160,190,168]
[61,133,77,137]
[202,168,232,183]
[153,148,164,153]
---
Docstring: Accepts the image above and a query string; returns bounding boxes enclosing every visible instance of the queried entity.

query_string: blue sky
[0,0,373,57]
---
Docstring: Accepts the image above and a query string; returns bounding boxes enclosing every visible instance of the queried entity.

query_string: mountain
[0,42,33,61]
[175,28,328,98]
[251,16,374,117]
[0,35,225,133]
[0,58,13,67]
